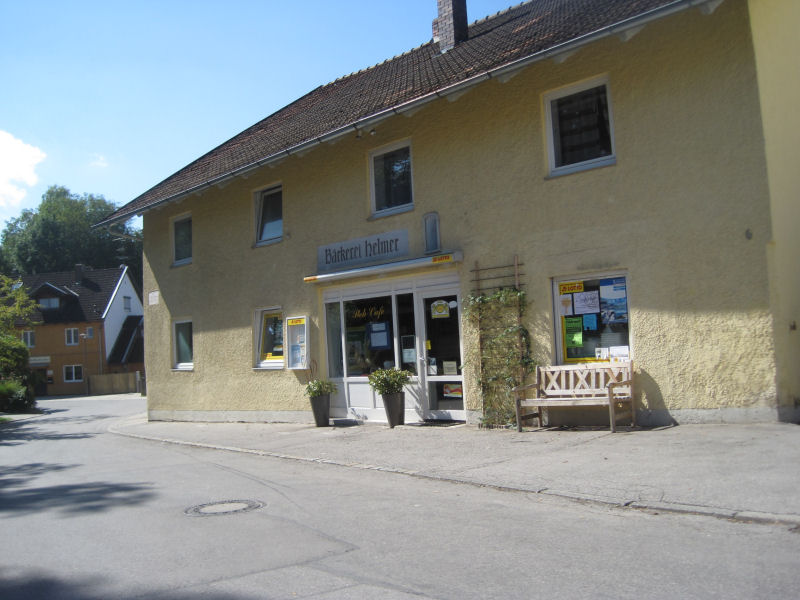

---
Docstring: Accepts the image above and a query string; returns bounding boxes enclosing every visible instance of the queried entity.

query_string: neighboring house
[97,0,799,425]
[18,265,144,396]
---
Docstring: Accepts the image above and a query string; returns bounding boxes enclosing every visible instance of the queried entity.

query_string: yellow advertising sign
[287,318,305,326]
[432,254,453,264]
[559,281,584,295]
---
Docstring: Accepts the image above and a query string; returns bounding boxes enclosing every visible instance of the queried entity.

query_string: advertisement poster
[559,294,573,316]
[564,316,583,348]
[443,383,463,398]
[600,278,628,325]
[573,290,600,315]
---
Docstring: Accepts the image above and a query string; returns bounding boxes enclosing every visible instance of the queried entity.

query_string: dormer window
[39,297,59,310]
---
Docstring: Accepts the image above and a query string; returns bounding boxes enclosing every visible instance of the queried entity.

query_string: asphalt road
[1,396,798,599]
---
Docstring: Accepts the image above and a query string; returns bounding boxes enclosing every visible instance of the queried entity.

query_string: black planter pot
[382,392,405,428]
[309,394,330,427]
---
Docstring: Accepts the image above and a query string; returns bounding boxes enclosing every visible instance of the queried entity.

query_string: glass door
[418,291,464,420]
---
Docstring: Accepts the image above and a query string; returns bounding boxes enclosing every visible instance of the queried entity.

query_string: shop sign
[318,230,409,272]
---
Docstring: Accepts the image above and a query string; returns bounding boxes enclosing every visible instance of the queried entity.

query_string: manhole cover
[185,499,264,517]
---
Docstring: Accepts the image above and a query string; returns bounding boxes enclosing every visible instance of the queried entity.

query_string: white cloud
[89,153,108,168]
[0,130,46,209]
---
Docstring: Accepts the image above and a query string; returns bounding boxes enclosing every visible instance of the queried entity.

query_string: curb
[108,422,800,529]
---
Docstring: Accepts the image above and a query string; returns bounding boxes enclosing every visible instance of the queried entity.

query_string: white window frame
[65,327,79,346]
[172,213,192,266]
[370,140,414,218]
[173,319,194,370]
[254,184,283,246]
[64,364,83,383]
[22,330,35,348]
[543,75,616,177]
[254,307,284,369]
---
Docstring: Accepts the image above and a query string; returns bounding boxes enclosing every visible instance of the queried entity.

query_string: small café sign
[317,230,409,272]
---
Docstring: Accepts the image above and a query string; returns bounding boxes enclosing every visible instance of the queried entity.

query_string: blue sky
[0,0,515,229]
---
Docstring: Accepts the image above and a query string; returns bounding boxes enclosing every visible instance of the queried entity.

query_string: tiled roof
[19,266,126,324]
[99,0,692,226]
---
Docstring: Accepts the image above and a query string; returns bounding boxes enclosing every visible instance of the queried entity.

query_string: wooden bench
[513,361,634,432]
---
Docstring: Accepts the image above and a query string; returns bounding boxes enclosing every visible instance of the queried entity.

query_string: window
[371,142,413,215]
[553,273,630,364]
[22,330,35,348]
[256,186,282,245]
[39,297,59,310]
[64,365,83,383]
[65,328,79,346]
[173,215,192,265]
[544,76,615,176]
[123,296,131,311]
[173,320,193,369]
[85,326,94,339]
[256,310,284,368]
[423,212,441,254]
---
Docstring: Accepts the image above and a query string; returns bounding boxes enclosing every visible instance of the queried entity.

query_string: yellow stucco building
[99,0,799,426]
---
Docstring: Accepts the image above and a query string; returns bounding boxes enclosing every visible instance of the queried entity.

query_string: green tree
[1,185,143,285]
[0,274,38,335]
[0,275,38,411]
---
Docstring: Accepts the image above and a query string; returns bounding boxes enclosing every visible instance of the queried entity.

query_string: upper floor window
[256,186,283,245]
[544,76,615,177]
[85,326,94,339]
[173,215,192,266]
[371,141,413,216]
[124,296,132,311]
[39,297,59,310]
[173,319,193,369]
[22,330,35,348]
[65,328,79,346]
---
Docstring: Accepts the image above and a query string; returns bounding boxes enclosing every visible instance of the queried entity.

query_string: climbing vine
[463,287,535,427]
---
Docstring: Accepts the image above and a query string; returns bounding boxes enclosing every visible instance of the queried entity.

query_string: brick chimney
[74,263,85,284]
[433,0,468,53]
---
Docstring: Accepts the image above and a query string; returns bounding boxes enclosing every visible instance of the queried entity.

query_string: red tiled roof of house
[98,0,696,226]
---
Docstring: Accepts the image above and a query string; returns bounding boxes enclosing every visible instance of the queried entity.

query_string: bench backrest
[537,362,632,398]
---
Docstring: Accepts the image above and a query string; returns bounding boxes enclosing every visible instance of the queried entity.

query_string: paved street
[2,396,799,599]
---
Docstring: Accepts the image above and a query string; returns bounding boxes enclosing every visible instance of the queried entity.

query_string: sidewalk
[109,414,800,526]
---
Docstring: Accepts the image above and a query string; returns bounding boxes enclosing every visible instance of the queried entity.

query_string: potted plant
[367,368,412,428]
[305,379,338,427]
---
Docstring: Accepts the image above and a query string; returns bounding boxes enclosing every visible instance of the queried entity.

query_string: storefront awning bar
[304,251,463,283]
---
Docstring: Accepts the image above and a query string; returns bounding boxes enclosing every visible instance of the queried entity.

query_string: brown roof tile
[99,0,689,226]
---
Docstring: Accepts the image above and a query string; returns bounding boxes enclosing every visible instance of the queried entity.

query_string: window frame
[39,297,59,310]
[369,140,414,218]
[254,184,283,246]
[543,75,616,177]
[85,326,94,339]
[255,307,284,369]
[65,327,79,346]
[64,364,83,383]
[173,319,194,370]
[123,296,132,311]
[172,213,193,266]
[552,271,631,365]
[22,330,35,348]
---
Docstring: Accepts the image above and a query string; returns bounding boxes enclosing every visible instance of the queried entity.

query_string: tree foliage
[1,185,142,285]
[0,274,38,335]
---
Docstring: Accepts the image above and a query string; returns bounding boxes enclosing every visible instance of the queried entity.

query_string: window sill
[254,237,283,249]
[171,366,194,372]
[545,156,616,179]
[253,363,284,371]
[172,259,192,268]
[368,204,414,221]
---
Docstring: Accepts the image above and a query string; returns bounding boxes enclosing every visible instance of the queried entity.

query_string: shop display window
[554,274,630,363]
[257,310,284,368]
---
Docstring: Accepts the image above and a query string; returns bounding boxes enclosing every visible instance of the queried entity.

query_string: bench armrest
[607,378,633,397]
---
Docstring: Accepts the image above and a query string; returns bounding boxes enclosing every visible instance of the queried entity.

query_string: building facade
[99,0,799,425]
[19,265,144,396]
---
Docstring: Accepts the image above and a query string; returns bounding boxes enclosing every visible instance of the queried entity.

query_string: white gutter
[97,0,720,228]
[102,265,128,321]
